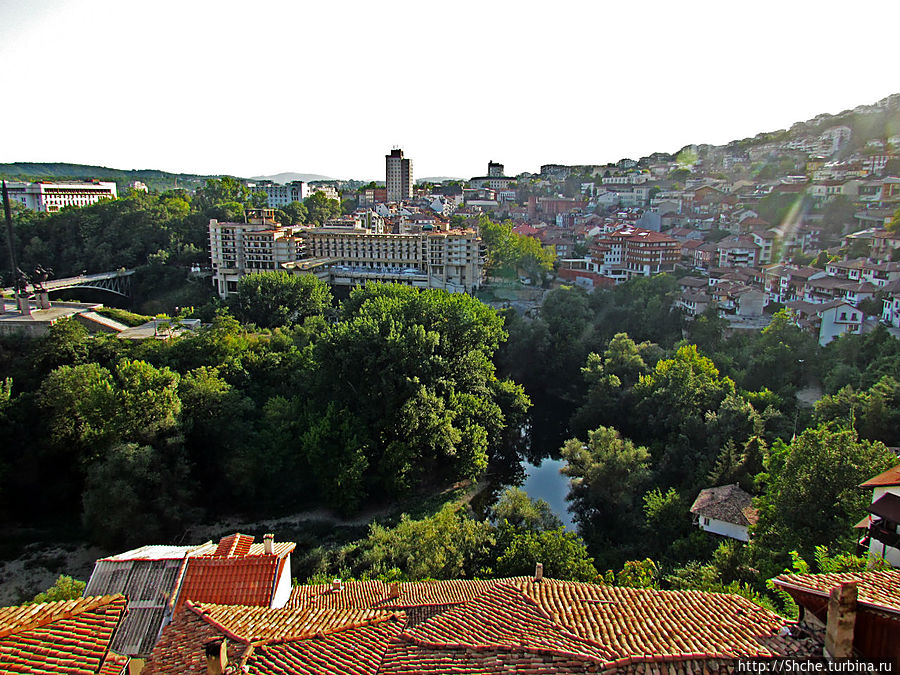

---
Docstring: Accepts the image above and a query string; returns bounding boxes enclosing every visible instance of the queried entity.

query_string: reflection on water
[521,457,575,529]
[475,393,578,529]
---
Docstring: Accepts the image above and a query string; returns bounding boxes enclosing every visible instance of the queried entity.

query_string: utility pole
[2,180,23,313]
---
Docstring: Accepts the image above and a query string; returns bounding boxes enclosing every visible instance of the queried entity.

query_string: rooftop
[690,484,758,527]
[144,577,821,674]
[0,595,127,674]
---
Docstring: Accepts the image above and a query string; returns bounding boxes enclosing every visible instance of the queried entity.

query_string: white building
[386,148,413,203]
[858,465,900,568]
[248,181,309,208]
[4,180,117,212]
[690,484,758,542]
[209,211,483,297]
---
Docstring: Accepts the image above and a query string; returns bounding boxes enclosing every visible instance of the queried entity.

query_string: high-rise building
[385,148,413,203]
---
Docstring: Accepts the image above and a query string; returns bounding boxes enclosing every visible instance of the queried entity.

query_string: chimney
[204,638,228,675]
[824,582,857,660]
[388,582,400,599]
[332,578,343,592]
[264,532,274,555]
[534,562,544,582]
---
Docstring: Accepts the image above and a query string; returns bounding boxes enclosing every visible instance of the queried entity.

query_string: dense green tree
[750,425,896,577]
[229,271,333,328]
[494,527,598,580]
[358,503,496,580]
[561,426,651,566]
[82,441,197,548]
[814,376,900,446]
[490,487,562,531]
[303,192,341,225]
[31,575,85,604]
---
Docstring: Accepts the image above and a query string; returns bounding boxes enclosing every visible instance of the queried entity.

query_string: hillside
[0,162,222,193]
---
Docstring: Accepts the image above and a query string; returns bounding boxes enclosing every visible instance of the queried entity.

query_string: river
[475,393,578,529]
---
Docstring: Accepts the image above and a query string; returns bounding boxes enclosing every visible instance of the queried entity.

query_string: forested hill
[0,162,222,192]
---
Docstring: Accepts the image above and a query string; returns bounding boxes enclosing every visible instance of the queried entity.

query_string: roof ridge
[0,594,126,639]
[185,601,253,646]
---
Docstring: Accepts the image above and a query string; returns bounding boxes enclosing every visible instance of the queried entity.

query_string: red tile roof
[147,578,820,674]
[771,571,900,615]
[176,557,281,610]
[0,594,127,674]
[214,533,255,557]
[860,464,900,488]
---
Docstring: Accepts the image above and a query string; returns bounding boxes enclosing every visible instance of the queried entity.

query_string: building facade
[209,212,483,297]
[248,181,309,207]
[4,180,117,212]
[386,148,413,202]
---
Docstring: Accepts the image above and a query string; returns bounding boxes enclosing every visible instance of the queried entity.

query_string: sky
[1,0,898,181]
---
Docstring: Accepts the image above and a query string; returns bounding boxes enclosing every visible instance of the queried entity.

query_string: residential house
[143,576,822,674]
[690,484,758,542]
[786,299,864,345]
[771,570,900,665]
[715,235,759,268]
[882,279,900,329]
[871,230,900,261]
[0,594,129,674]
[83,532,295,662]
[857,464,900,568]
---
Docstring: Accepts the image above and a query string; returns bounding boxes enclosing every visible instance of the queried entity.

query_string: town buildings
[386,148,413,203]
[209,209,484,297]
[3,180,117,212]
[247,180,309,207]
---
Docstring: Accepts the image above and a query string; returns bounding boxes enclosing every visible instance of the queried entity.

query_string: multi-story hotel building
[386,148,413,203]
[590,226,680,283]
[4,180,117,212]
[209,211,483,298]
[247,181,309,208]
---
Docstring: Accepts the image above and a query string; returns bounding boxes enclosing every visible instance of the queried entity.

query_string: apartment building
[4,180,117,212]
[247,181,309,207]
[590,226,679,282]
[304,228,483,293]
[209,211,307,297]
[386,148,413,202]
[209,211,483,297]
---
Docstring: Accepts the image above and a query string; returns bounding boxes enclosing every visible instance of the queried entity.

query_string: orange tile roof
[176,557,281,610]
[214,533,255,556]
[771,571,900,615]
[147,578,820,673]
[516,579,803,663]
[860,464,900,488]
[192,602,403,643]
[0,594,127,674]
[245,617,404,675]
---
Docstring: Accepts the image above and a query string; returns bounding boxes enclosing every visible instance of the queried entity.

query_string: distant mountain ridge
[0,162,222,193]
[251,172,334,183]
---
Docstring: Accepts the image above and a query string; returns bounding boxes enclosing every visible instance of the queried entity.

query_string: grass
[92,307,154,327]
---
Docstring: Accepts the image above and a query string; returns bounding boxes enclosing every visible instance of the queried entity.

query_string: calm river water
[475,394,578,529]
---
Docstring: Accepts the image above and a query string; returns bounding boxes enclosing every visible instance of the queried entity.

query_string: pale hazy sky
[1,0,897,180]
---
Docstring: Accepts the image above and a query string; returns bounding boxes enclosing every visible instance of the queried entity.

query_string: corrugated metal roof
[85,559,184,657]
[98,543,215,562]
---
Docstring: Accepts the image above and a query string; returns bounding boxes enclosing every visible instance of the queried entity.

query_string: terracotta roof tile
[860,464,900,488]
[176,557,280,610]
[191,602,403,643]
[403,582,613,663]
[0,594,127,675]
[516,579,799,662]
[245,618,404,675]
[213,533,255,557]
[771,571,900,614]
[149,578,821,674]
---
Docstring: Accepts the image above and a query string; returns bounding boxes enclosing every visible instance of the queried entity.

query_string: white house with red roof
[858,465,900,568]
